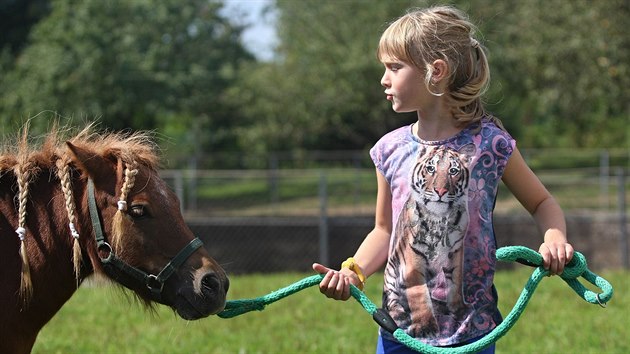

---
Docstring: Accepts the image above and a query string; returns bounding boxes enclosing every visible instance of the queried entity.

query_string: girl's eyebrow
[380,55,406,65]
[382,60,404,67]
[378,54,399,64]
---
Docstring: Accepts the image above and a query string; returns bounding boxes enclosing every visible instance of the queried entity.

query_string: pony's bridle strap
[87,178,202,301]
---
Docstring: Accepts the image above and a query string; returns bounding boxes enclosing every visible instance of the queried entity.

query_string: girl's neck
[414,110,461,141]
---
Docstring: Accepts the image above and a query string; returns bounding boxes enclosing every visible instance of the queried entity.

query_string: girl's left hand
[538,242,574,275]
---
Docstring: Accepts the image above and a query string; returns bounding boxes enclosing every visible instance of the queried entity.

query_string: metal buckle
[146,274,164,292]
[97,242,113,262]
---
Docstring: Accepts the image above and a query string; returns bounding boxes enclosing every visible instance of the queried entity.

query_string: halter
[87,178,202,302]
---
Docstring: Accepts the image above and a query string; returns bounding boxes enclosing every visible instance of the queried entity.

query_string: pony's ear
[66,142,117,193]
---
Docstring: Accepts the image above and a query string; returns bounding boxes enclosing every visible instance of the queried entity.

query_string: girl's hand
[312,263,359,301]
[538,242,574,275]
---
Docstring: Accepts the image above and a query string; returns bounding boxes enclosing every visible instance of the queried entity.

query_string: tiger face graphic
[384,143,476,339]
[411,147,470,214]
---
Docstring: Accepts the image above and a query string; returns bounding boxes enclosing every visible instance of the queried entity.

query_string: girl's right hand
[312,263,357,301]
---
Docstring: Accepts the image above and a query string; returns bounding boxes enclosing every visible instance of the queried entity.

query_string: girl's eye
[384,63,402,72]
[129,205,149,219]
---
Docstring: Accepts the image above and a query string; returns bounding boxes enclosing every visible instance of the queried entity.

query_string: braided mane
[0,123,160,303]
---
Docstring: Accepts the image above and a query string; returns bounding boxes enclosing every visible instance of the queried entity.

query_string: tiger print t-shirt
[370,118,515,347]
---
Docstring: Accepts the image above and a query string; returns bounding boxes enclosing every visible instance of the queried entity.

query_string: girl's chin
[392,105,413,113]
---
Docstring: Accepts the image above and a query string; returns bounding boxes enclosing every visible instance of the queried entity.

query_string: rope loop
[217,246,614,353]
[559,251,587,280]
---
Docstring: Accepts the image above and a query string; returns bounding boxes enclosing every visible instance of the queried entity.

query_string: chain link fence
[161,149,629,273]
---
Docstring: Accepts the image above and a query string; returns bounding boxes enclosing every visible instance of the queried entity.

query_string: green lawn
[33,269,627,354]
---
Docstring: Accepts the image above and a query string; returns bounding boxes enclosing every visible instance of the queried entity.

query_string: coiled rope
[217,246,613,353]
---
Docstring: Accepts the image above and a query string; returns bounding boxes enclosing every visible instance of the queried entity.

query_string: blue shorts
[376,333,495,354]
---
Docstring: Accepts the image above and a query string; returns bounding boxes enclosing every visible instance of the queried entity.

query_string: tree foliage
[231,0,628,156]
[0,0,627,167]
[227,0,418,155]
[0,0,253,156]
[0,0,51,56]
[477,0,630,147]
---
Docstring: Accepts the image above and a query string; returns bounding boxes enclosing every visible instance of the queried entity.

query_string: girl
[313,6,574,354]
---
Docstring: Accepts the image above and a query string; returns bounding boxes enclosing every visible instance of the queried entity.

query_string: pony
[0,124,229,353]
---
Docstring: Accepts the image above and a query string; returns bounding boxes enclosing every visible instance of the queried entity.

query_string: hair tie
[15,227,26,241]
[69,222,80,239]
[117,200,127,211]
[470,38,480,49]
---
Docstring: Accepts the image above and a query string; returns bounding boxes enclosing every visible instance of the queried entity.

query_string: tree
[0,0,254,156]
[463,0,629,148]
[0,0,50,56]
[231,0,628,157]
[227,0,418,156]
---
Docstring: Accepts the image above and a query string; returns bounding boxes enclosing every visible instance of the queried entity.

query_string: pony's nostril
[201,273,228,295]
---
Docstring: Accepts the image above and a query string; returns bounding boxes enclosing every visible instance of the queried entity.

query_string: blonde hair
[377,6,503,129]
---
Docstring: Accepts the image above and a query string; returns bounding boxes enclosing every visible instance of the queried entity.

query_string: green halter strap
[87,178,202,302]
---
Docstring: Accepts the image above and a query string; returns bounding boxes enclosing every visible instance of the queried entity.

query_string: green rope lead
[217,246,614,353]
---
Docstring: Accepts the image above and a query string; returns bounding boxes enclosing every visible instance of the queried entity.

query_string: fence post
[269,153,279,207]
[173,170,184,213]
[187,157,197,213]
[600,150,610,209]
[319,172,329,266]
[618,168,628,269]
[353,154,361,214]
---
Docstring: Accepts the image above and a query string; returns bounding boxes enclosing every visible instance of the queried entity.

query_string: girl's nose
[380,71,390,88]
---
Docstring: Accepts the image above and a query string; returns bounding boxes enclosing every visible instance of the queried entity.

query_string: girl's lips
[386,94,393,101]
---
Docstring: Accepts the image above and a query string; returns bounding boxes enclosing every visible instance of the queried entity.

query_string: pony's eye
[129,205,149,219]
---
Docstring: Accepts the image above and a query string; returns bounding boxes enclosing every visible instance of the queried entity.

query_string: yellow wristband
[341,257,366,291]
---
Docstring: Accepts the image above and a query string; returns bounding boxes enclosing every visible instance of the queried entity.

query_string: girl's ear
[430,59,449,82]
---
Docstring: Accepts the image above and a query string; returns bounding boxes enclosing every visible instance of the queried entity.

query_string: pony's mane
[0,123,160,173]
[1,123,161,304]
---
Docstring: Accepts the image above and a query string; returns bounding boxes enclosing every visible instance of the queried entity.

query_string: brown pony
[0,124,229,353]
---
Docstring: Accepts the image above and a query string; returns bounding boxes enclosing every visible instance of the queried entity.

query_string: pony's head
[64,129,228,319]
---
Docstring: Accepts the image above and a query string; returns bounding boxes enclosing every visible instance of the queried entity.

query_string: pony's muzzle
[201,272,230,298]
[174,270,229,319]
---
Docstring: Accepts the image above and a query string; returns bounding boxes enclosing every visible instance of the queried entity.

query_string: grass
[32,268,628,354]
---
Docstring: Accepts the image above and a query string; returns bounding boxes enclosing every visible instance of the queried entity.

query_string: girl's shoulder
[372,124,414,151]
[476,117,515,143]
[473,117,516,161]
[369,124,415,174]
[380,124,413,142]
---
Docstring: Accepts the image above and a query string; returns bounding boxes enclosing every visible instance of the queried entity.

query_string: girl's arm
[313,169,392,300]
[501,147,574,275]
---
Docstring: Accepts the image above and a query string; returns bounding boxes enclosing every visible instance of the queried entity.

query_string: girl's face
[380,57,431,113]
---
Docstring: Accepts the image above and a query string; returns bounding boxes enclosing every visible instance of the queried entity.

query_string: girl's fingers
[325,272,340,298]
[312,263,331,274]
[565,244,575,264]
[540,242,574,275]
